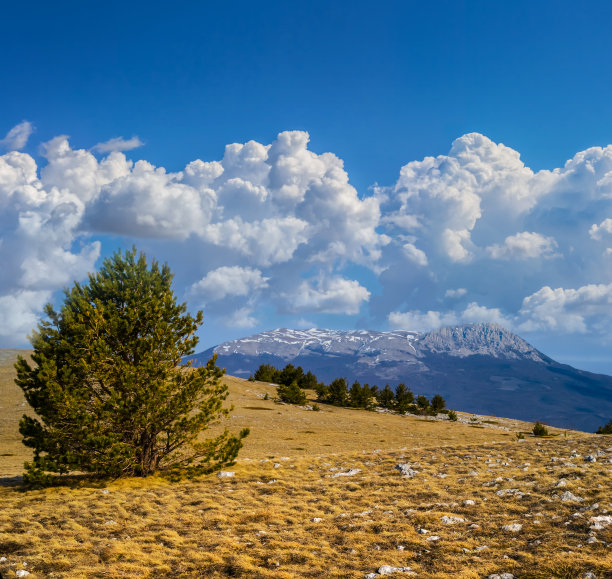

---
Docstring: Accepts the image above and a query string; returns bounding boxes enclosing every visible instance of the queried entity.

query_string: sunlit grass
[1,350,610,577]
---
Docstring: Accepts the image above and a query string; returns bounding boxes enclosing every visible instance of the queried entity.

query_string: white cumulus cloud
[402,242,428,266]
[189,266,269,302]
[589,218,612,240]
[486,232,558,260]
[389,302,511,333]
[6,125,612,352]
[224,306,259,328]
[0,121,34,151]
[518,283,612,333]
[91,136,144,154]
[289,276,371,315]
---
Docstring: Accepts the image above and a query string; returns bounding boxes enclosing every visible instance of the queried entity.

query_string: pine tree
[299,370,319,390]
[252,364,280,383]
[15,248,248,483]
[279,363,303,386]
[395,383,415,413]
[349,380,364,407]
[326,378,349,406]
[532,422,549,437]
[430,394,446,413]
[361,384,377,410]
[596,419,612,434]
[416,394,430,414]
[277,380,308,405]
[377,384,395,409]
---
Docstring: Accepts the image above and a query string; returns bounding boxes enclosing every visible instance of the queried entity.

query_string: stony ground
[0,436,611,578]
[1,351,611,577]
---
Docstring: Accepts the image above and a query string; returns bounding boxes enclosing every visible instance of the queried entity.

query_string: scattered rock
[441,515,465,524]
[585,455,597,463]
[377,565,414,575]
[331,468,361,478]
[395,464,418,478]
[555,478,568,487]
[488,574,514,579]
[496,488,524,498]
[502,523,522,532]
[311,517,323,523]
[16,572,30,578]
[560,491,584,502]
[426,535,440,541]
[463,499,476,506]
[589,515,612,530]
[217,471,235,478]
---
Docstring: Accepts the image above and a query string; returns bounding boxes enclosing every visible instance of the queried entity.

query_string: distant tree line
[596,419,612,434]
[249,363,447,416]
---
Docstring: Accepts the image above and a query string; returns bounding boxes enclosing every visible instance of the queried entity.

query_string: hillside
[1,350,611,578]
[0,349,568,478]
[187,324,612,432]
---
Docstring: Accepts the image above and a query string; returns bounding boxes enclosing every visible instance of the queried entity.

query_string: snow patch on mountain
[213,323,545,364]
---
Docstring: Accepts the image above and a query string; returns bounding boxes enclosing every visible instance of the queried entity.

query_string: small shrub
[277,381,307,405]
[516,432,525,440]
[263,392,269,401]
[311,403,320,412]
[447,410,458,421]
[532,422,549,437]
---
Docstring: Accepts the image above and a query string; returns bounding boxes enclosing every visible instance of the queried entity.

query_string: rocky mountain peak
[418,323,547,362]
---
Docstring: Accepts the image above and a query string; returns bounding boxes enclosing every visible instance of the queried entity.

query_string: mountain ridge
[187,323,612,432]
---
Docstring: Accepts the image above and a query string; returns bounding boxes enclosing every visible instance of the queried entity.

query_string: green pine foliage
[416,394,430,414]
[596,419,612,434]
[314,382,329,401]
[430,394,446,412]
[277,380,308,405]
[250,363,451,417]
[15,248,248,484]
[300,370,319,390]
[532,422,549,437]
[377,384,395,409]
[394,383,415,413]
[252,364,281,383]
[348,381,376,410]
[279,364,301,387]
[326,378,349,406]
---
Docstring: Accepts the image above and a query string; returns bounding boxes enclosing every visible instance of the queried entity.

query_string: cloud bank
[3,122,612,351]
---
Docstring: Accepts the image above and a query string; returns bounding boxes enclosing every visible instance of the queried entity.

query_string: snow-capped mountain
[187,323,612,432]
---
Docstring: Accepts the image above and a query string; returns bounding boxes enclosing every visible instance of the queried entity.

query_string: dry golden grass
[0,349,33,477]
[1,350,611,578]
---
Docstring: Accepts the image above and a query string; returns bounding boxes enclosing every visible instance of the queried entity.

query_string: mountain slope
[187,323,612,431]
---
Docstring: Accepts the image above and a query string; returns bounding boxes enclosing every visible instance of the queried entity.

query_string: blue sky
[3,1,612,373]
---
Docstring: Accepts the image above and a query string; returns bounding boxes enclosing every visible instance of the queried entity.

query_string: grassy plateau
[0,350,611,578]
